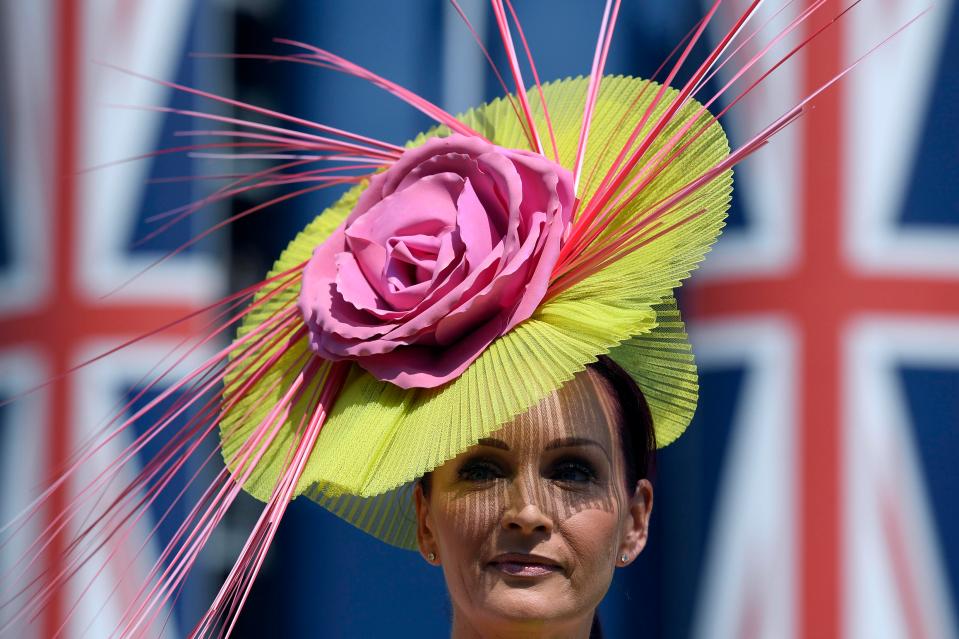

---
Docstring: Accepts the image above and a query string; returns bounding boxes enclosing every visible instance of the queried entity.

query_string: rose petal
[379,243,502,343]
[377,136,496,199]
[455,178,496,271]
[357,317,506,389]
[476,151,524,259]
[433,213,547,344]
[334,251,387,314]
[431,230,460,284]
[386,235,440,278]
[324,285,397,341]
[346,173,462,300]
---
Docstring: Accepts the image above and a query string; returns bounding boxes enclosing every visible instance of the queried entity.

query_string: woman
[415,356,655,638]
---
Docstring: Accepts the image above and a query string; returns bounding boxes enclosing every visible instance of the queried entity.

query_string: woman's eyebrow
[476,437,510,450]
[476,437,611,461]
[545,437,610,461]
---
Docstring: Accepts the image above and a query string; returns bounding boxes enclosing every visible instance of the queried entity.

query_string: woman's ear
[413,481,440,565]
[618,478,653,565]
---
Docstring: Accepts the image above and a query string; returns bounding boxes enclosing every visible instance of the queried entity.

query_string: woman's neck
[450,608,594,639]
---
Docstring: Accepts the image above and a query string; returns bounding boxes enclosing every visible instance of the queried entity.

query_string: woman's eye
[550,460,596,483]
[457,460,504,482]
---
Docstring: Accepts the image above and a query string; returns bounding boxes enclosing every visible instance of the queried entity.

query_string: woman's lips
[492,562,560,577]
[488,554,562,578]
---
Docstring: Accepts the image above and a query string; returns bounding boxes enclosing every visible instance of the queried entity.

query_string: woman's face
[414,368,654,636]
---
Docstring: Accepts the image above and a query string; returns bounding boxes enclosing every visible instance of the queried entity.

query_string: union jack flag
[3,2,956,638]
[0,1,226,636]
[686,0,959,637]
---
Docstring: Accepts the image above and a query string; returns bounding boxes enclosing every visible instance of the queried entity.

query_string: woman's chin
[478,577,576,622]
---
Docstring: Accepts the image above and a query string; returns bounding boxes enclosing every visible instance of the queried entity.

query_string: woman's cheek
[560,507,622,590]
[433,489,507,607]
[435,485,508,543]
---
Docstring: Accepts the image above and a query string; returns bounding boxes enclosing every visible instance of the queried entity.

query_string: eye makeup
[547,456,599,484]
[455,451,606,486]
[456,457,507,483]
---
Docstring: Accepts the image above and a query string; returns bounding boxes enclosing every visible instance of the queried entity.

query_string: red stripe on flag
[800,7,843,624]
[32,2,204,633]
[45,1,80,633]
[0,305,201,349]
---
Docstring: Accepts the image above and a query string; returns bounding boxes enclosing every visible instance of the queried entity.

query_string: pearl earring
[620,552,629,564]
[428,552,436,562]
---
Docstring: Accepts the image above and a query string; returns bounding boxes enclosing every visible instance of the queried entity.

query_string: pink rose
[298,134,574,389]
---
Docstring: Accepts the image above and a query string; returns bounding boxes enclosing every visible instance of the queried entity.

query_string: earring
[620,552,629,564]
[427,552,436,562]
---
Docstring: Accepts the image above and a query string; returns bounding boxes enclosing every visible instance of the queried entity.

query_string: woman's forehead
[497,369,619,450]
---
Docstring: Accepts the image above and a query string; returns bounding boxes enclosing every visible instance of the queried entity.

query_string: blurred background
[0,0,956,637]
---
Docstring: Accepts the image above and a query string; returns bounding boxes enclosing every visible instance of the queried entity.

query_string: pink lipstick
[493,562,559,577]
[488,553,562,578]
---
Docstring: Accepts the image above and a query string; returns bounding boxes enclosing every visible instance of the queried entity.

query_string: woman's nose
[501,478,554,535]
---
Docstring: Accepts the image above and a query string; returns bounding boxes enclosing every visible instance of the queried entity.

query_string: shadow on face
[413,367,654,637]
